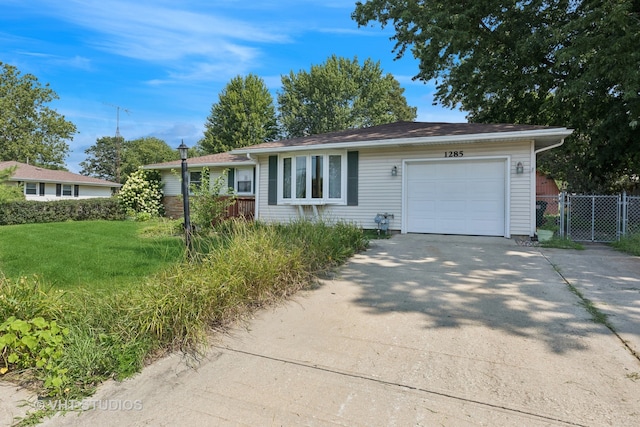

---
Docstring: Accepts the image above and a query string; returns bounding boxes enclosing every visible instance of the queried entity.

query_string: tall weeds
[1,220,367,399]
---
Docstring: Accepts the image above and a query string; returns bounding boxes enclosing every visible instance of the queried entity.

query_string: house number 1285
[445,151,463,157]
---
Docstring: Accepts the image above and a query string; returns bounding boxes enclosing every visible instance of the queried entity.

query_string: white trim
[254,162,260,219]
[233,128,573,155]
[401,156,511,237]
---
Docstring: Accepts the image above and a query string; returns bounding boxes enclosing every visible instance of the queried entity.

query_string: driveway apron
[34,235,640,426]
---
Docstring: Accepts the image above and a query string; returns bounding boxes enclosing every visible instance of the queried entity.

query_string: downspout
[531,139,566,236]
[245,153,258,220]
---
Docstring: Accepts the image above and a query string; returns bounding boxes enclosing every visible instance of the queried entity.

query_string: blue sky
[1,0,466,172]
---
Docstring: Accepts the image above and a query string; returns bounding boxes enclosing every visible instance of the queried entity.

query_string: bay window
[280,152,345,204]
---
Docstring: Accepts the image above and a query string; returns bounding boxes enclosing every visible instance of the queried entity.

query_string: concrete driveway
[9,235,640,426]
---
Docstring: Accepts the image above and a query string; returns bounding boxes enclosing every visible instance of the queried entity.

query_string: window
[25,183,37,195]
[62,185,72,196]
[189,171,202,194]
[235,167,253,194]
[280,152,345,204]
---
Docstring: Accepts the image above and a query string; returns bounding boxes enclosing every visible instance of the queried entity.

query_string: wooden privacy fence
[222,196,255,220]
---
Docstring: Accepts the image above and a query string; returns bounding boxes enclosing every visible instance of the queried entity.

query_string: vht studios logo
[34,399,143,411]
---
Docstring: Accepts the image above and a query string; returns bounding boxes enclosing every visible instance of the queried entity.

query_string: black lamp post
[178,140,192,252]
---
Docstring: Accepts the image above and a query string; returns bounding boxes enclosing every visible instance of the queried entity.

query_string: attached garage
[404,158,507,236]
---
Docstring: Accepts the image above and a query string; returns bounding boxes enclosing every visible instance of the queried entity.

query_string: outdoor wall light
[391,165,398,176]
[516,162,524,174]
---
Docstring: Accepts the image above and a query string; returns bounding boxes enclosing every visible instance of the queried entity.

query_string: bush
[117,169,164,218]
[189,168,236,230]
[0,198,125,225]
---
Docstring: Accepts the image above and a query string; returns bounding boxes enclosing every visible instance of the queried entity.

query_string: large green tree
[199,74,279,154]
[121,137,178,181]
[353,0,640,192]
[80,136,177,183]
[278,55,417,137]
[0,62,77,168]
[79,136,121,183]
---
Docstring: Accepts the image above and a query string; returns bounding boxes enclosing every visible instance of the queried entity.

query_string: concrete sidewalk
[7,235,640,426]
[540,243,640,358]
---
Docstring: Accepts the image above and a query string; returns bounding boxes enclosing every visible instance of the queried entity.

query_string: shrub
[117,169,164,218]
[189,168,236,230]
[0,198,125,225]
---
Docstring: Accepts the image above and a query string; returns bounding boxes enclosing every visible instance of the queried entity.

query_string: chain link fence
[535,193,639,242]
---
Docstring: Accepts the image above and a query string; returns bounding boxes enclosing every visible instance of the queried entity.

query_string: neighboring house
[536,171,560,196]
[148,121,573,238]
[536,170,560,215]
[0,161,121,201]
[144,152,256,219]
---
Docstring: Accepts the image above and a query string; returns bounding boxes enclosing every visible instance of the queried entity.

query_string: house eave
[231,128,574,154]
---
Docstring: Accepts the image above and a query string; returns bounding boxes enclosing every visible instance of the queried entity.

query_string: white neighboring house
[0,161,121,201]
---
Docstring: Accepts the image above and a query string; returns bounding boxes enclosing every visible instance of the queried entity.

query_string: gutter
[232,128,574,155]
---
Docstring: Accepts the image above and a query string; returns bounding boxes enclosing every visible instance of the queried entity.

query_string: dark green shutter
[347,151,358,206]
[227,168,235,192]
[74,185,79,197]
[56,184,61,197]
[268,155,278,205]
[39,183,45,196]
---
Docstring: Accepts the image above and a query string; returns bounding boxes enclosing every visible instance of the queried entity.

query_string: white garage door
[406,159,506,236]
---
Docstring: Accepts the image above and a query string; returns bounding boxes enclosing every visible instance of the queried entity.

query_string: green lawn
[0,220,185,292]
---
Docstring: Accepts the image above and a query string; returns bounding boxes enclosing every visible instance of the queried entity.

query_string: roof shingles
[0,161,121,186]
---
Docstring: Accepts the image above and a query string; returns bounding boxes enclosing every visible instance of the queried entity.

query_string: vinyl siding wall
[254,139,534,236]
[160,168,227,196]
[17,182,114,201]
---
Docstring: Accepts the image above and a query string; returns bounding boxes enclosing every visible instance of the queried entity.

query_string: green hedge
[0,198,126,225]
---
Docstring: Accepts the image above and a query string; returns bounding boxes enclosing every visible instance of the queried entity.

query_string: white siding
[21,182,114,201]
[161,167,230,196]
[254,139,534,236]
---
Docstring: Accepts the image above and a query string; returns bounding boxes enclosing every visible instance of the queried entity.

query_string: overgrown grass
[1,219,368,417]
[0,220,185,292]
[611,233,640,256]
[540,236,584,250]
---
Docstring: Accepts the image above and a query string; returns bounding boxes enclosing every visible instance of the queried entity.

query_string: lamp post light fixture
[178,140,192,252]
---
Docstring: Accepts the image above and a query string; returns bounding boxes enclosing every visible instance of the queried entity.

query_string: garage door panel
[406,159,506,236]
